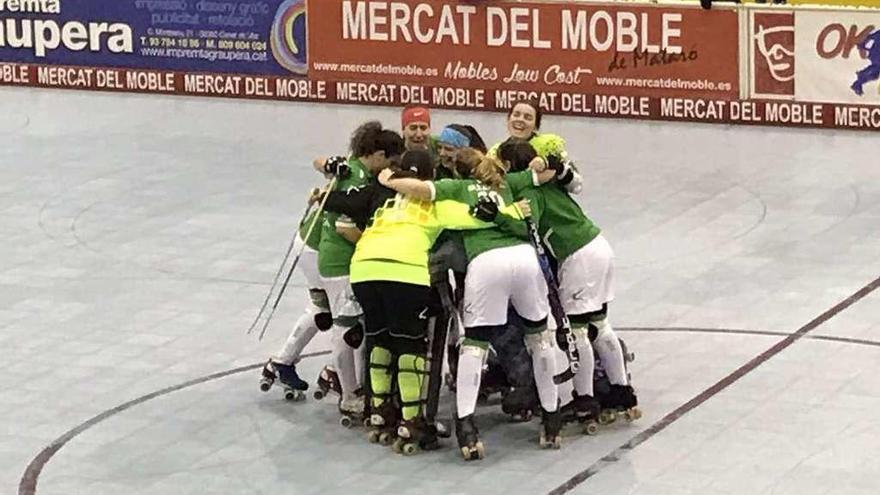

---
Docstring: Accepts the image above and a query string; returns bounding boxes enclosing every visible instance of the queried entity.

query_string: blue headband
[438,127,470,148]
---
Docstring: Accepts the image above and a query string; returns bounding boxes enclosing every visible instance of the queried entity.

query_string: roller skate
[597,384,642,425]
[539,408,563,449]
[338,391,366,428]
[259,360,308,401]
[570,394,601,435]
[455,414,485,461]
[392,416,440,455]
[501,385,538,422]
[366,401,399,445]
[313,365,342,400]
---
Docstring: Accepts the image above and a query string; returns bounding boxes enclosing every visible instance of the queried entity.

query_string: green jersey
[432,172,535,261]
[519,183,600,262]
[299,209,323,250]
[318,157,372,277]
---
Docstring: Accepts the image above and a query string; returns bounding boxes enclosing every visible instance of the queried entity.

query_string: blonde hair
[454,148,508,190]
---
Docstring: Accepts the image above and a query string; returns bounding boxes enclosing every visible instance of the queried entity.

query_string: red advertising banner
[751,11,795,99]
[3,2,880,132]
[307,0,740,100]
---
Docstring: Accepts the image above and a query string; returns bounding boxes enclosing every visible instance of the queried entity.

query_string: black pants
[351,280,432,355]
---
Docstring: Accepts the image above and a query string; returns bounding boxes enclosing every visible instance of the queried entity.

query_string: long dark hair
[497,137,537,172]
[350,121,405,158]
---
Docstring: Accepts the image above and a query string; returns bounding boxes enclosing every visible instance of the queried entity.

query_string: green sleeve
[506,170,536,198]
[433,179,466,202]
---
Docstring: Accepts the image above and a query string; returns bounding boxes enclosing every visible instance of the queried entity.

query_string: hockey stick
[424,281,456,438]
[524,218,580,384]
[245,200,317,335]
[257,177,337,341]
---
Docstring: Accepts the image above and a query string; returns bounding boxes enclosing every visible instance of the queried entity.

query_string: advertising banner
[751,10,795,99]
[795,9,880,104]
[307,0,740,100]
[2,1,879,131]
[0,0,307,75]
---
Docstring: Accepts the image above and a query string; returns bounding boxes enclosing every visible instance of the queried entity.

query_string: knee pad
[309,288,330,312]
[589,318,613,343]
[398,354,427,375]
[571,325,590,341]
[314,312,333,331]
[459,341,488,363]
[370,346,393,368]
[523,329,555,353]
[343,323,364,348]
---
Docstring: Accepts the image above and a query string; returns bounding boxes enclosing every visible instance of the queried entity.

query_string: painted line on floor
[18,350,331,495]
[20,313,880,495]
[548,274,880,495]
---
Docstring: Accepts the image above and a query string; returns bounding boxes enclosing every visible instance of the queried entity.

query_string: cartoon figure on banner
[271,0,308,75]
[851,28,880,96]
[754,23,795,84]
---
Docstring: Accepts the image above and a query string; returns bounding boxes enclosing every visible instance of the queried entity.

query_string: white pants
[462,244,549,328]
[558,234,615,315]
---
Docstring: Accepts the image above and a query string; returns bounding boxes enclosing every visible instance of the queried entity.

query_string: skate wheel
[379,432,395,446]
[626,408,642,421]
[313,390,325,400]
[340,416,354,428]
[461,444,484,461]
[284,390,305,401]
[259,379,273,392]
[402,443,418,455]
[474,442,485,459]
[584,421,599,436]
[391,438,404,454]
[367,430,381,443]
[598,410,617,425]
[362,417,372,428]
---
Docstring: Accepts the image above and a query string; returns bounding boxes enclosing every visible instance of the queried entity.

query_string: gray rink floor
[1,87,879,495]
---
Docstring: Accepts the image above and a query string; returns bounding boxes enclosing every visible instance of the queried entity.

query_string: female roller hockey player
[259,208,334,401]
[380,148,565,460]
[497,137,640,427]
[488,99,581,190]
[319,149,520,454]
[312,121,406,422]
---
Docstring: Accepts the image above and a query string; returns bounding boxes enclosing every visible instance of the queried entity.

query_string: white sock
[332,326,360,399]
[571,328,596,397]
[455,345,485,418]
[276,312,318,365]
[593,320,628,386]
[525,332,559,412]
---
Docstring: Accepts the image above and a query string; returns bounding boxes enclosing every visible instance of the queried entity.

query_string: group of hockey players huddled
[256,100,641,460]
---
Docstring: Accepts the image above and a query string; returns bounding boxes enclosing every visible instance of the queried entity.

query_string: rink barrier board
[3,61,880,130]
[0,1,879,131]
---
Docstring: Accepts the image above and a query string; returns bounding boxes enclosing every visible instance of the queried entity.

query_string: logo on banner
[849,28,880,96]
[270,0,308,75]
[752,12,795,97]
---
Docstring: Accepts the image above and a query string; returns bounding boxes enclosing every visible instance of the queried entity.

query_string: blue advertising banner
[0,0,307,75]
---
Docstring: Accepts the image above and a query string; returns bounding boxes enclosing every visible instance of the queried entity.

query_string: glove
[323,155,350,178]
[470,196,499,222]
[546,154,565,175]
